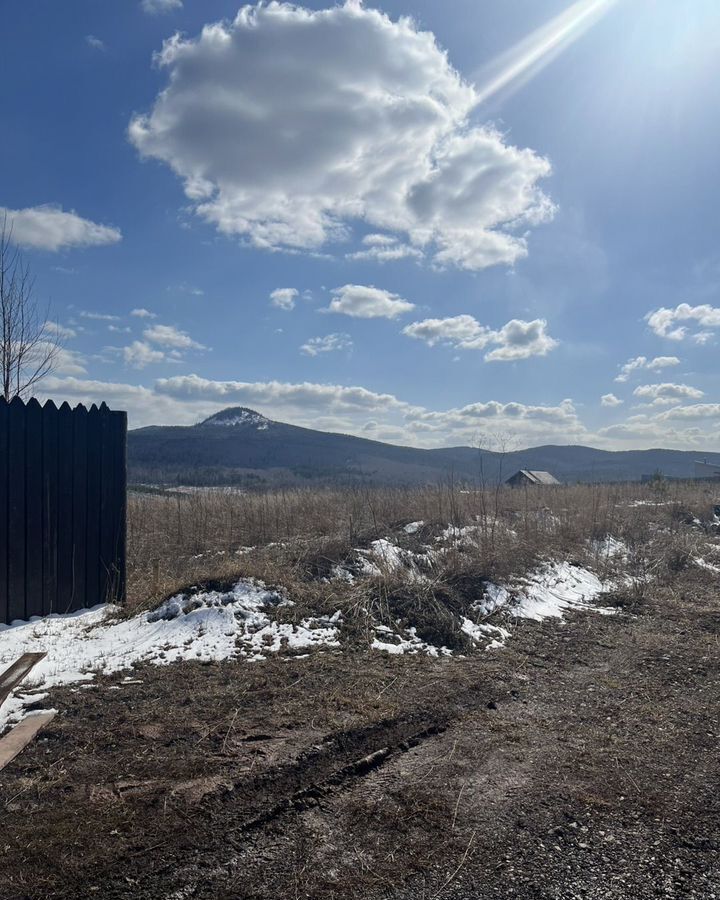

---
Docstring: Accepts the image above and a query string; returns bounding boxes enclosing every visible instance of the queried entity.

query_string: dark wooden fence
[0,397,126,624]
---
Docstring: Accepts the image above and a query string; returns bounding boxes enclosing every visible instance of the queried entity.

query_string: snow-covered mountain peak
[200,407,271,430]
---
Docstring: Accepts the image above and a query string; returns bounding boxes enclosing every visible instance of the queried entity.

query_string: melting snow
[371,624,451,657]
[511,562,613,622]
[404,521,424,534]
[694,557,720,574]
[357,539,428,580]
[0,580,340,732]
[591,536,629,560]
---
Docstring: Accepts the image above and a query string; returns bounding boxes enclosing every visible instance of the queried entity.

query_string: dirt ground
[0,568,718,899]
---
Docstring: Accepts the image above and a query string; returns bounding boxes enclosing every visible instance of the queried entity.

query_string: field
[1,480,719,899]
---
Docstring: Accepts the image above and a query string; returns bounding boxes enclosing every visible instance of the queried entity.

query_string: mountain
[127,406,720,487]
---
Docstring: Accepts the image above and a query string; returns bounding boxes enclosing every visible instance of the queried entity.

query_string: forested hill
[126,406,719,487]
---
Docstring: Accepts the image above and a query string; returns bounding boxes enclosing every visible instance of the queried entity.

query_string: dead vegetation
[126,480,720,647]
[1,481,719,898]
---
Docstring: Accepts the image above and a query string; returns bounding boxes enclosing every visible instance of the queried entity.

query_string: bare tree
[0,216,60,401]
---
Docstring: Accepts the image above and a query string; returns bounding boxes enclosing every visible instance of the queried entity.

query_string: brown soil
[0,568,719,899]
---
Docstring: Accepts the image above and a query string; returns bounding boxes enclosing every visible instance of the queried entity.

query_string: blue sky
[2,0,720,449]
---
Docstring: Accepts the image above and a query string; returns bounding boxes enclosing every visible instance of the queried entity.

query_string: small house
[505,469,561,488]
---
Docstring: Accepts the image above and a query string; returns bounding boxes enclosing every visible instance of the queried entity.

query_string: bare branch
[0,215,61,401]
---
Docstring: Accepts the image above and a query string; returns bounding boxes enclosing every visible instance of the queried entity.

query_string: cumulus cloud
[45,371,718,450]
[633,382,704,406]
[485,319,558,362]
[141,0,182,13]
[300,333,353,357]
[657,403,720,421]
[403,315,492,348]
[131,308,157,319]
[129,2,553,270]
[598,402,720,449]
[615,355,680,383]
[0,205,121,252]
[645,303,720,342]
[155,374,411,417]
[270,288,298,311]
[122,341,167,369]
[601,393,623,407]
[325,284,414,319]
[402,314,558,362]
[143,324,206,350]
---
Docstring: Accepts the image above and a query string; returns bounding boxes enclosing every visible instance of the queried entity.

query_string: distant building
[505,469,561,488]
[694,460,720,481]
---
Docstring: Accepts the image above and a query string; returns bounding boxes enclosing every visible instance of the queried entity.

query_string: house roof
[510,469,561,485]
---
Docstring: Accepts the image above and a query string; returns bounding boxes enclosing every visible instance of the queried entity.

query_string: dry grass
[126,480,720,618]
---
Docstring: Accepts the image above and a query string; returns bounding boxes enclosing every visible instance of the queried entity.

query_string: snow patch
[591,536,629,560]
[0,580,340,732]
[371,624,451,657]
[404,520,424,534]
[357,539,429,581]
[511,562,613,622]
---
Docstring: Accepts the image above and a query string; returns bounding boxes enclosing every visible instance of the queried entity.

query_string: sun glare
[473,0,620,106]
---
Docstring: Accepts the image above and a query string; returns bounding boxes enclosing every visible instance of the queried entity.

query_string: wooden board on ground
[0,653,46,709]
[0,711,56,773]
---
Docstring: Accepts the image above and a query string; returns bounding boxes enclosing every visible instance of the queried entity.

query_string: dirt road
[1,570,718,899]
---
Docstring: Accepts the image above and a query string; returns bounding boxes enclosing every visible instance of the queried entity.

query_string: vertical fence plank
[0,398,8,624]
[42,401,59,616]
[99,404,113,604]
[85,405,102,607]
[7,397,26,621]
[25,398,43,619]
[71,405,88,611]
[111,410,128,604]
[56,402,74,614]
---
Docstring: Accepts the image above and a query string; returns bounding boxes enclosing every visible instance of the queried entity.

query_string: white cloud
[647,356,681,371]
[143,324,206,350]
[52,347,87,377]
[402,314,558,362]
[300,333,353,357]
[693,331,713,345]
[0,205,121,252]
[44,322,77,340]
[140,0,182,13]
[86,35,106,51]
[403,315,491,348]
[615,355,680,383]
[325,284,414,319]
[123,341,167,369]
[155,374,411,417]
[168,282,205,297]
[485,319,558,362]
[601,393,623,407]
[39,374,717,451]
[645,303,720,342]
[657,403,720,421]
[598,401,720,449]
[633,383,704,406]
[270,288,298,311]
[347,234,424,263]
[80,310,121,322]
[129,2,553,270]
[131,308,157,319]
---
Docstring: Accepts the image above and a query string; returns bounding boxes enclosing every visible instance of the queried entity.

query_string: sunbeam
[473,0,620,106]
